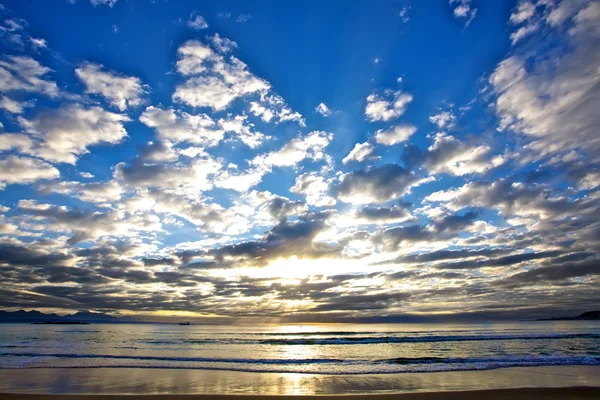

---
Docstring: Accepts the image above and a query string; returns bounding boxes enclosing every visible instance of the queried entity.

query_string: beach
[0,366,599,396]
[2,387,600,399]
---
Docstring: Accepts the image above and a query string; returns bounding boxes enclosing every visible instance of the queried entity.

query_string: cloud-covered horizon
[0,0,598,322]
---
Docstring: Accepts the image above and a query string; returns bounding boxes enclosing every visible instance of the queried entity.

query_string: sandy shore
[1,387,600,399]
[1,367,599,396]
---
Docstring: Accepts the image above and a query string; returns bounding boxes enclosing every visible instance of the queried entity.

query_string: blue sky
[0,0,598,322]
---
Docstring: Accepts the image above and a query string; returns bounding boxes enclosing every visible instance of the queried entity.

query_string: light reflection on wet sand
[0,366,599,395]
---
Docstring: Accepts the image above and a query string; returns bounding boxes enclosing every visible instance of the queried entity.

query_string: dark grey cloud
[336,163,419,204]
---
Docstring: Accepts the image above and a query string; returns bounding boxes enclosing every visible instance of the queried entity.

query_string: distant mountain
[537,310,600,321]
[0,309,135,323]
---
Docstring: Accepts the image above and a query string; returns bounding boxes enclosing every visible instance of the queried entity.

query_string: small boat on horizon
[178,322,191,325]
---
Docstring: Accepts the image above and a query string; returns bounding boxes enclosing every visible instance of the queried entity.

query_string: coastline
[1,387,599,400]
[0,366,599,396]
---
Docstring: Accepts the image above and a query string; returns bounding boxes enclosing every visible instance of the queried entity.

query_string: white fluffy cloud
[0,55,57,97]
[75,62,148,111]
[0,155,59,189]
[252,130,332,168]
[342,142,378,164]
[449,0,477,25]
[139,106,223,147]
[375,124,417,146]
[365,90,413,122]
[291,173,336,207]
[0,96,33,114]
[173,39,304,126]
[491,2,600,160]
[218,114,265,148]
[188,12,208,30]
[173,41,270,111]
[510,1,536,24]
[424,133,504,176]
[429,110,456,129]
[17,105,130,164]
[40,180,123,203]
[315,102,331,117]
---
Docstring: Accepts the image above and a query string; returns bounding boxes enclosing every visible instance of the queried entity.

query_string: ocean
[1,321,599,375]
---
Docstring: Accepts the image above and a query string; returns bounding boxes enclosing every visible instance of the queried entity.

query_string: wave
[1,353,598,374]
[141,332,600,346]
[0,352,348,365]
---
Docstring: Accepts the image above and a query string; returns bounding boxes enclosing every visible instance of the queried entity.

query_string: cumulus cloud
[365,90,413,122]
[188,12,208,30]
[449,0,477,25]
[315,102,331,117]
[209,33,237,53]
[429,110,456,129]
[337,164,421,205]
[139,106,223,147]
[291,173,336,207]
[510,1,536,24]
[0,55,58,97]
[423,133,504,176]
[491,1,600,162]
[0,155,59,189]
[375,124,416,146]
[75,62,148,111]
[172,39,303,125]
[0,96,34,114]
[17,105,130,164]
[252,130,332,169]
[218,114,265,148]
[342,142,378,164]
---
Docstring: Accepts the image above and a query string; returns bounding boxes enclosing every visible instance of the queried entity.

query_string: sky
[0,0,598,322]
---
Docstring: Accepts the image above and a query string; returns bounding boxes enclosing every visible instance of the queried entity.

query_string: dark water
[1,321,599,374]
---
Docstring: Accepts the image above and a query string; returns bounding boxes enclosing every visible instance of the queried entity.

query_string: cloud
[188,12,208,30]
[429,110,456,129]
[29,37,48,49]
[354,202,412,225]
[90,0,118,6]
[114,156,221,191]
[0,96,34,114]
[173,44,270,111]
[491,2,600,161]
[291,173,336,207]
[17,200,161,244]
[252,130,332,169]
[139,106,223,147]
[449,0,477,26]
[342,142,378,164]
[315,102,331,117]
[375,124,417,146]
[510,1,536,24]
[236,14,251,23]
[75,62,148,111]
[0,156,59,190]
[423,133,504,176]
[17,105,130,164]
[0,55,58,97]
[39,180,123,203]
[365,90,413,122]
[218,114,266,148]
[336,163,421,205]
[209,33,237,53]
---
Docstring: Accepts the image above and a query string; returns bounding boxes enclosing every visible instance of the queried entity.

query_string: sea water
[1,321,599,374]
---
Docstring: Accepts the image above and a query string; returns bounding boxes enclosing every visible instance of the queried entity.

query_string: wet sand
[0,366,599,397]
[2,387,600,399]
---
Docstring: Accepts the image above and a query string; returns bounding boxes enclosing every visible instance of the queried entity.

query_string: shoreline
[2,387,600,399]
[0,366,599,396]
